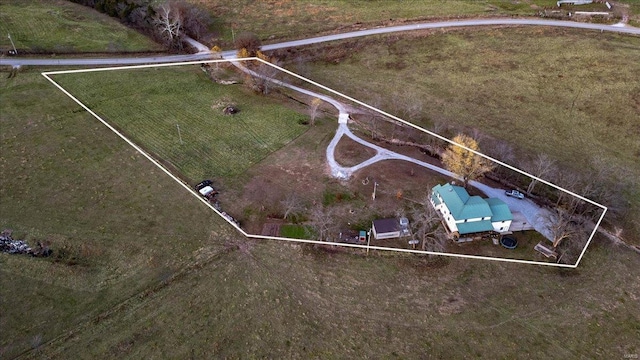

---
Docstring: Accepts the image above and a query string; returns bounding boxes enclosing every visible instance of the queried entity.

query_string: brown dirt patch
[261,221,282,236]
[333,137,376,166]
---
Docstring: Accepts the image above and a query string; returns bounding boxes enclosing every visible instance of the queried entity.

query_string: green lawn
[0,0,162,53]
[280,224,310,239]
[50,65,309,182]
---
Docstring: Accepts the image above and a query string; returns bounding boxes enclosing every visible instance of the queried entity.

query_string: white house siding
[492,220,513,233]
[374,231,401,240]
[456,217,483,224]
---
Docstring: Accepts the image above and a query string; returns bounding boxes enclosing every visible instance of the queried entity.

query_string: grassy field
[280,224,309,239]
[190,0,640,44]
[0,69,232,358]
[2,23,640,357]
[1,66,639,359]
[16,240,640,359]
[0,0,162,53]
[50,65,308,182]
[297,26,640,244]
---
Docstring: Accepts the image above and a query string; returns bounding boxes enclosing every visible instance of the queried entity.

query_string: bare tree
[281,194,305,221]
[234,32,261,57]
[410,198,447,252]
[308,207,336,242]
[181,4,211,39]
[153,2,183,47]
[309,98,322,126]
[489,140,516,165]
[552,168,581,208]
[525,153,556,195]
[541,210,578,248]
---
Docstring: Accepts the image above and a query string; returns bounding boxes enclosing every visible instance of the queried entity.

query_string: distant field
[51,65,308,182]
[298,26,640,243]
[0,0,162,53]
[193,0,539,42]
[190,0,640,44]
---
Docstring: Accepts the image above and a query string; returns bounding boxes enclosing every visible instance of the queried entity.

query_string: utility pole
[176,124,183,144]
[372,182,378,201]
[7,33,17,55]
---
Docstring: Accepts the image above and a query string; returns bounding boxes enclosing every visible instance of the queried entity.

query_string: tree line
[68,0,212,50]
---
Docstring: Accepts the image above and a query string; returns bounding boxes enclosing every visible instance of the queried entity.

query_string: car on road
[505,189,525,199]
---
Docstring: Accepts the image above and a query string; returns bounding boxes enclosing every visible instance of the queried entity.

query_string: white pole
[176,124,183,144]
[367,230,371,255]
[8,33,17,55]
[372,182,378,201]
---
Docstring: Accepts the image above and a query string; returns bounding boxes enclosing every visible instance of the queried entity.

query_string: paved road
[2,18,639,67]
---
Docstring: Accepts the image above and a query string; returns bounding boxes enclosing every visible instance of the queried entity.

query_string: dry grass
[18,240,640,359]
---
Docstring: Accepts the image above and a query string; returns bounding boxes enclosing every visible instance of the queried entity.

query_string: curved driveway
[6,17,627,239]
[2,18,639,67]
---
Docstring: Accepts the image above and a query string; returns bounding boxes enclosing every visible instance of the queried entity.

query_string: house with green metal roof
[430,183,513,238]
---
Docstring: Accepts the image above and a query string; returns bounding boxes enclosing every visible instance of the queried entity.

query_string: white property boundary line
[41,58,607,269]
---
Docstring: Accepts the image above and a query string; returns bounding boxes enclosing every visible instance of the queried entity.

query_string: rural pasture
[192,0,640,43]
[1,9,640,358]
[0,0,162,53]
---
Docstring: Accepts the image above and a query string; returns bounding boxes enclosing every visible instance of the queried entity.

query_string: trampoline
[500,236,518,249]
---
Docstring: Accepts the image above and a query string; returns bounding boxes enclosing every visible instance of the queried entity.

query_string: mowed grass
[50,65,308,182]
[301,27,640,242]
[280,224,309,239]
[0,0,162,53]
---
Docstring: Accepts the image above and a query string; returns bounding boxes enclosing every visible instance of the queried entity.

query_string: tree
[280,194,305,221]
[234,32,261,57]
[308,206,336,242]
[541,210,578,248]
[309,98,322,126]
[441,133,495,188]
[153,1,183,47]
[410,198,447,253]
[181,3,211,39]
[525,153,556,196]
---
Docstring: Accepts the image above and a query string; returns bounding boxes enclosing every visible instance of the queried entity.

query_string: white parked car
[505,189,525,199]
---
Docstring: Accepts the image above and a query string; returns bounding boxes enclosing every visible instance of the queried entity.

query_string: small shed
[372,218,400,240]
